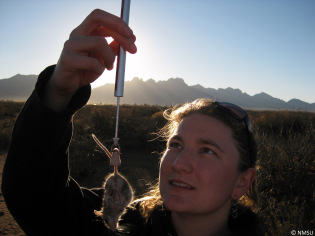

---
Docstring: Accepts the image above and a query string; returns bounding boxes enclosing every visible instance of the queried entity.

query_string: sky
[1,0,314,103]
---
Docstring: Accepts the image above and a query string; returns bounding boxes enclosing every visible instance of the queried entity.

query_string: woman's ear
[233,168,256,199]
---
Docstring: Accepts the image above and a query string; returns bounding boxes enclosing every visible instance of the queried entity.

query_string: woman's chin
[162,196,189,213]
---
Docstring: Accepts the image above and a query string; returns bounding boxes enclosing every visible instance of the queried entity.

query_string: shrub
[1,101,314,234]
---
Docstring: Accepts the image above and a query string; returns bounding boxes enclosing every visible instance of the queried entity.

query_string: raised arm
[1,9,136,235]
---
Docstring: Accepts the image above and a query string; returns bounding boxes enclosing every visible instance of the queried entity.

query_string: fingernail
[130,44,137,53]
[108,64,114,71]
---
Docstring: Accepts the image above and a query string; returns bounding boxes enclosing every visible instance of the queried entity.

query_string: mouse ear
[92,134,112,159]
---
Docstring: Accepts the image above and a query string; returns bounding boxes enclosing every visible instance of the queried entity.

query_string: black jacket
[1,65,264,236]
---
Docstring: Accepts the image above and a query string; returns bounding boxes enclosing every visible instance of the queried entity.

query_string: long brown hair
[137,98,258,219]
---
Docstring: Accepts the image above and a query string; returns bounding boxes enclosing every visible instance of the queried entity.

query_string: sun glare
[92,34,153,89]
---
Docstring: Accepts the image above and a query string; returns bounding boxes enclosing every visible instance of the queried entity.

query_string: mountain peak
[157,77,187,87]
[1,74,314,110]
[0,74,38,100]
[145,78,156,84]
[131,77,144,83]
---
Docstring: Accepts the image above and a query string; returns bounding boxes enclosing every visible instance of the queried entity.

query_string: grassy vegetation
[0,101,24,154]
[248,110,315,235]
[0,101,314,235]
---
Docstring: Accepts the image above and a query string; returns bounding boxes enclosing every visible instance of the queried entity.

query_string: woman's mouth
[170,180,195,190]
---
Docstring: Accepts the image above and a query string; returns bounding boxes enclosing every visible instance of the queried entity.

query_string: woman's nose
[172,148,193,174]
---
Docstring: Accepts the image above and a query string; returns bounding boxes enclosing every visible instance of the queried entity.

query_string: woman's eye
[201,147,215,155]
[168,142,182,150]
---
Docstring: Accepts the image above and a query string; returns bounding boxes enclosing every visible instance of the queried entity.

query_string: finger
[109,40,120,55]
[131,34,136,42]
[72,9,133,38]
[109,34,136,55]
[70,9,137,54]
[64,36,116,70]
[96,26,137,54]
[106,34,137,56]
[60,51,105,84]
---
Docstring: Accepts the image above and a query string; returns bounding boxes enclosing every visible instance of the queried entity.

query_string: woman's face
[159,113,242,215]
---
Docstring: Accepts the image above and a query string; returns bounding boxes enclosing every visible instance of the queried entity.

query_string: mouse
[92,134,134,231]
[94,172,133,231]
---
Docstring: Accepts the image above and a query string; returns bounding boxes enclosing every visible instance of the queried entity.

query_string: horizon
[1,0,314,103]
[2,73,315,107]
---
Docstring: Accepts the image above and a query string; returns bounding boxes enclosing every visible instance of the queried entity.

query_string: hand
[44,9,137,111]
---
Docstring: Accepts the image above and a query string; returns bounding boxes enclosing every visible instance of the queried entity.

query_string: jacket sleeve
[1,65,107,235]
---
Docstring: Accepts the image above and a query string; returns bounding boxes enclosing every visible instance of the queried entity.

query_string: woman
[2,9,263,235]
[130,99,262,235]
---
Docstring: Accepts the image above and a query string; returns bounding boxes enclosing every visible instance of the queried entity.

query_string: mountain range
[1,74,315,111]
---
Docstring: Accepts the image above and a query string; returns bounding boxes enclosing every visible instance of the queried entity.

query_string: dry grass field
[0,101,314,235]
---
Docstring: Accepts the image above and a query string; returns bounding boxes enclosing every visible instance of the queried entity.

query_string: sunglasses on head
[214,102,252,132]
[215,101,254,168]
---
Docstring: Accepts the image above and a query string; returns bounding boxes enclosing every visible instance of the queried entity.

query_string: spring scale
[111,0,131,169]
